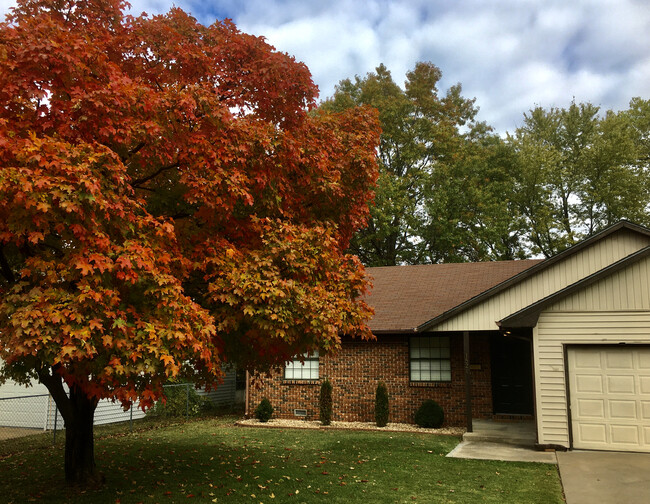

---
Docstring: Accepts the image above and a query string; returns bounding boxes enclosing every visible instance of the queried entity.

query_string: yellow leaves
[61,344,78,358]
[160,354,175,366]
[36,201,50,212]
[27,231,44,244]
[109,357,125,375]
[89,318,103,331]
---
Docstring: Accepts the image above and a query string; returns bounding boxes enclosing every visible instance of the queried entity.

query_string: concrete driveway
[557,450,650,504]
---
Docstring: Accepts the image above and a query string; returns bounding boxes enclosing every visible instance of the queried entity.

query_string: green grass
[0,416,564,503]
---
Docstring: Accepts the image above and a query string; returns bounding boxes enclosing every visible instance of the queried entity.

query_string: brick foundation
[248,332,494,426]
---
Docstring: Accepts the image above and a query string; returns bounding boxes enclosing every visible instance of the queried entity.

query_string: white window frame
[284,350,319,380]
[409,336,451,382]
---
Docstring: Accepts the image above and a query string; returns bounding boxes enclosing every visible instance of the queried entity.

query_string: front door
[490,335,534,415]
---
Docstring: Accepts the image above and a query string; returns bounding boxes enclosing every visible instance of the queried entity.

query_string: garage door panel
[606,375,636,394]
[638,353,650,369]
[605,351,635,369]
[641,402,650,419]
[610,425,640,445]
[577,398,605,417]
[574,351,602,369]
[569,347,650,453]
[577,423,607,443]
[575,374,603,393]
[640,377,650,394]
[609,400,637,419]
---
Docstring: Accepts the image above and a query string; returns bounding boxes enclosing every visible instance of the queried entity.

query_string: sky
[1,0,649,134]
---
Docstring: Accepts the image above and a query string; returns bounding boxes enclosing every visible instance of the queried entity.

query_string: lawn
[0,416,564,504]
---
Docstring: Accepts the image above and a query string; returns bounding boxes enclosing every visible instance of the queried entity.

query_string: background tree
[322,63,526,265]
[510,100,650,256]
[421,125,527,262]
[0,0,380,483]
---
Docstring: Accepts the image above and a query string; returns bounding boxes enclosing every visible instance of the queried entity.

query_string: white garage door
[568,346,650,452]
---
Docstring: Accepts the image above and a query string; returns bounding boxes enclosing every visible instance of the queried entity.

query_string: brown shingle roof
[365,260,543,333]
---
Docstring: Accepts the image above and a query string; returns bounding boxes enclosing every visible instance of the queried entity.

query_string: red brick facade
[248,332,494,426]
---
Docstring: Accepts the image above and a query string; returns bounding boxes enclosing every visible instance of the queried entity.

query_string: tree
[322,62,525,265]
[0,0,380,483]
[374,381,389,427]
[319,378,333,425]
[421,125,527,262]
[510,100,650,256]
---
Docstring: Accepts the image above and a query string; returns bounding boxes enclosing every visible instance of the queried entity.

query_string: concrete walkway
[447,440,557,463]
[446,419,557,464]
[557,451,650,504]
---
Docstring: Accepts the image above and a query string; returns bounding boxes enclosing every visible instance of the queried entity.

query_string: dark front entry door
[490,335,534,415]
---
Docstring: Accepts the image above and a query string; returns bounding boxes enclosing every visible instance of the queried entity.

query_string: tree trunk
[39,368,103,485]
[64,387,100,484]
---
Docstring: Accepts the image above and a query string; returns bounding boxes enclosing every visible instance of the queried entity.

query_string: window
[409,336,451,381]
[284,351,319,380]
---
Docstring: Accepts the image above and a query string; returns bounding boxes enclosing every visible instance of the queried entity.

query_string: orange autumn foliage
[0,0,380,411]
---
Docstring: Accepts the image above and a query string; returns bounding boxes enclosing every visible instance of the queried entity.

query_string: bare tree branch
[131,161,180,188]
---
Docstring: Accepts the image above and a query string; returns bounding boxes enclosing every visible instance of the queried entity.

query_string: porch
[447,419,556,463]
[464,418,536,447]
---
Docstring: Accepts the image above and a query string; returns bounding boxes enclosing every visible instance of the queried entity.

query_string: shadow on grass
[1,414,563,504]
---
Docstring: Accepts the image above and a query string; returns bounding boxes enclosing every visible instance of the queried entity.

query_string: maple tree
[0,0,379,483]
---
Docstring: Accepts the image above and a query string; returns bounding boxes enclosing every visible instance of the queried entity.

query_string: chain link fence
[0,392,146,443]
[0,375,242,444]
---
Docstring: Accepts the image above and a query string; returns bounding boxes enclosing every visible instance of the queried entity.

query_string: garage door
[568,346,650,452]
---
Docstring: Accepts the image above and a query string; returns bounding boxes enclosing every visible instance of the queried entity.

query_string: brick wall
[248,332,494,426]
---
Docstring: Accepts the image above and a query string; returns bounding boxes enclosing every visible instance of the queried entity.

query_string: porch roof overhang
[497,245,650,329]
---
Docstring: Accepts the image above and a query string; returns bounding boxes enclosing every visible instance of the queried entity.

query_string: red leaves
[0,0,377,413]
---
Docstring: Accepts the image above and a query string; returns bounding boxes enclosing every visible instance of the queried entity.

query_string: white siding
[536,263,650,449]
[199,368,238,406]
[0,380,146,429]
[432,229,650,332]
[534,254,650,447]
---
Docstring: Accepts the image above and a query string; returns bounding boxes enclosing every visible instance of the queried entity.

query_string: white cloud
[2,0,648,133]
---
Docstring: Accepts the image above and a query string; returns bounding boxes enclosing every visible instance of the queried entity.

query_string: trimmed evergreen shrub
[374,381,389,427]
[319,379,333,425]
[255,397,274,423]
[414,399,444,428]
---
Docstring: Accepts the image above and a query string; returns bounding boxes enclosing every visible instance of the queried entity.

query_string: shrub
[374,381,389,427]
[414,399,444,428]
[147,384,211,418]
[255,397,274,423]
[319,379,333,425]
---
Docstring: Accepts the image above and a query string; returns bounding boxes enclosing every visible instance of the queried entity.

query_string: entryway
[490,334,534,415]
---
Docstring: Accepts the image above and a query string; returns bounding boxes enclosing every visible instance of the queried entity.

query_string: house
[247,220,650,453]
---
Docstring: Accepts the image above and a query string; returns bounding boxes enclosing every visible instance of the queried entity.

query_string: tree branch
[38,365,73,426]
[121,142,146,164]
[131,161,180,188]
